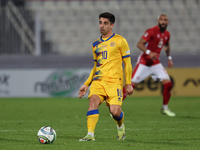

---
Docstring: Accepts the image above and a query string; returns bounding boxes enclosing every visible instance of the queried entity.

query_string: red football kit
[123,23,175,117]
[137,25,170,66]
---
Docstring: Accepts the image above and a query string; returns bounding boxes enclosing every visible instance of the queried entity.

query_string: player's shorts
[88,80,123,106]
[131,63,170,83]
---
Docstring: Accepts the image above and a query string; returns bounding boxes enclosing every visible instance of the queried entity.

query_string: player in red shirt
[123,14,175,117]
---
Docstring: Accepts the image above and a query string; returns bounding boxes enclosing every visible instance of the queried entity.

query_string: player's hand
[79,84,88,98]
[149,52,158,61]
[125,84,133,95]
[168,60,173,68]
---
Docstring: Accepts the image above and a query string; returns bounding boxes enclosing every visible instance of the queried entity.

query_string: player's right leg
[161,80,175,117]
[152,64,175,117]
[79,81,105,141]
[79,95,102,141]
[79,95,101,141]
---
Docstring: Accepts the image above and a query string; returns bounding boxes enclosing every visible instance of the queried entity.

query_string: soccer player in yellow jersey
[79,12,133,141]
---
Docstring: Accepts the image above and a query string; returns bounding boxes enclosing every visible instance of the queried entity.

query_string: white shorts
[131,63,170,83]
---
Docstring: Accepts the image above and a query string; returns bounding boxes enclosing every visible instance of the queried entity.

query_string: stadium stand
[0,1,53,54]
[23,0,200,56]
[0,0,199,69]
[0,0,200,57]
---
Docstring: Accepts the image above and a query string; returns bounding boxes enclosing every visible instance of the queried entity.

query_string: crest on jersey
[165,36,168,40]
[157,34,160,38]
[110,42,115,47]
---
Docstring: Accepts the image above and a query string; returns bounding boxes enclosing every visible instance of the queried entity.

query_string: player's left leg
[79,81,105,141]
[106,81,126,140]
[109,105,125,140]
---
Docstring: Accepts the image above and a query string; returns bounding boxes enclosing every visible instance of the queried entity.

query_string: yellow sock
[86,109,99,134]
[113,111,124,128]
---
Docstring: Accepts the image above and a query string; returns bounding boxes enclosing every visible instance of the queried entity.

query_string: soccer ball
[37,126,57,144]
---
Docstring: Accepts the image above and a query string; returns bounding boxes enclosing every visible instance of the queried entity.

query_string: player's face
[99,17,114,37]
[158,15,168,32]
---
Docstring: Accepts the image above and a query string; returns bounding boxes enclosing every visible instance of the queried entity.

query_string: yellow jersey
[91,33,131,83]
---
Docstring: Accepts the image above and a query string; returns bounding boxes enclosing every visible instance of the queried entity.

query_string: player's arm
[164,43,173,68]
[79,46,97,98]
[121,38,133,95]
[123,57,133,95]
[84,61,97,87]
[137,37,158,61]
[137,30,158,60]
[79,61,97,98]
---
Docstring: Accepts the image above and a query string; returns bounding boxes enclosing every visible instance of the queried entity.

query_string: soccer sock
[163,105,168,110]
[113,111,124,128]
[117,124,124,129]
[123,84,135,100]
[163,82,173,105]
[86,109,99,135]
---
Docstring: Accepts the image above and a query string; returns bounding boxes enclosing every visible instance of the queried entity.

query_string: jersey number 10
[102,51,107,59]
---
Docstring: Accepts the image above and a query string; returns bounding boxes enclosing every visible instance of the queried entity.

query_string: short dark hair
[99,12,115,24]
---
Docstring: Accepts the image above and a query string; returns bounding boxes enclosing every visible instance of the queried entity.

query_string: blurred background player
[79,12,133,141]
[123,13,175,117]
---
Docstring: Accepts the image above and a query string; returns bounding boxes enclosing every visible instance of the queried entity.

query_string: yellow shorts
[88,80,123,106]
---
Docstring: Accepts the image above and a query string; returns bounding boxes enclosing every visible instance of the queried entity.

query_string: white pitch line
[0,120,198,123]
[0,128,199,132]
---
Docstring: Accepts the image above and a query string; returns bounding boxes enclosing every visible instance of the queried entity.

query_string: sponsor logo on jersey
[102,45,107,50]
[157,34,160,38]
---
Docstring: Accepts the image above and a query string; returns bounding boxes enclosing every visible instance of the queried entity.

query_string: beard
[159,23,168,32]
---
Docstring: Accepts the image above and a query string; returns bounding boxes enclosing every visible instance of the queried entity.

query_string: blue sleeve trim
[122,55,130,59]
[87,109,99,116]
[94,60,97,62]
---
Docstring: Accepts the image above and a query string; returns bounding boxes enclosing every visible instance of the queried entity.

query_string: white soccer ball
[37,126,57,144]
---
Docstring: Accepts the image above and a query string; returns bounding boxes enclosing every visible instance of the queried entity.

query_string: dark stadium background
[0,0,199,69]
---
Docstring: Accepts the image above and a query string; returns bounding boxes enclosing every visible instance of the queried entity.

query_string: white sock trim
[163,105,168,110]
[87,132,94,137]
[117,124,124,129]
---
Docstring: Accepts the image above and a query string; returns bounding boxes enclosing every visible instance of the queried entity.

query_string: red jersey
[137,25,170,66]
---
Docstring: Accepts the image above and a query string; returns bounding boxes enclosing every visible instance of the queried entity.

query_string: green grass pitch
[0,97,199,150]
